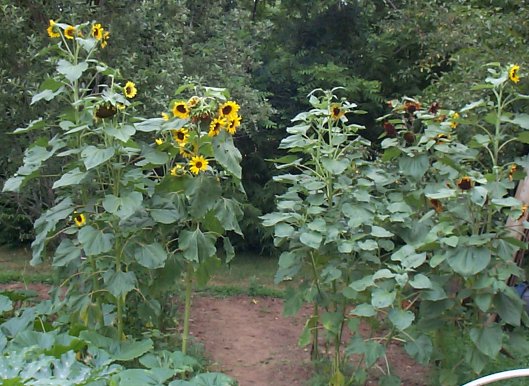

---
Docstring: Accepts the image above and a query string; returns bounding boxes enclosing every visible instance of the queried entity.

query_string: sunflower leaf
[212,132,242,179]
[57,59,88,83]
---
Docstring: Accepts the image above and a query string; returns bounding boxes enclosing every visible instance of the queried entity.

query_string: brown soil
[189,295,430,386]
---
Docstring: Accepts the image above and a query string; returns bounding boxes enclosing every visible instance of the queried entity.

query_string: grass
[0,245,53,284]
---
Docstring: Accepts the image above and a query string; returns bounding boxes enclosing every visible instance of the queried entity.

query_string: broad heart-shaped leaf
[212,132,242,179]
[213,198,243,235]
[104,124,136,143]
[168,372,237,386]
[2,176,24,192]
[399,154,429,179]
[345,335,385,367]
[388,309,415,330]
[103,270,137,297]
[57,59,89,82]
[136,145,169,166]
[321,157,349,175]
[223,237,235,264]
[52,238,81,267]
[81,145,115,170]
[494,289,523,326]
[0,295,13,314]
[114,339,154,361]
[116,368,174,386]
[186,174,222,218]
[505,113,529,130]
[103,191,143,219]
[179,228,217,263]
[404,334,433,365]
[470,325,503,358]
[446,246,491,277]
[299,231,322,249]
[52,167,87,189]
[134,242,167,269]
[78,225,114,256]
[371,288,396,309]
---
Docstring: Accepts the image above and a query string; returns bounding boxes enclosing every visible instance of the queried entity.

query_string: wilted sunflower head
[457,176,473,191]
[172,101,190,119]
[509,64,521,84]
[124,81,137,99]
[403,131,415,145]
[94,102,117,119]
[429,199,443,213]
[383,122,397,138]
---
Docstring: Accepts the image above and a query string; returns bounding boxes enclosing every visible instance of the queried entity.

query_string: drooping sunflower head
[509,64,521,84]
[189,155,209,175]
[227,115,242,135]
[101,31,110,48]
[170,164,185,176]
[172,101,190,119]
[124,81,137,99]
[457,176,473,191]
[403,131,415,145]
[405,101,421,113]
[218,101,240,119]
[91,23,104,40]
[94,102,117,119]
[428,102,440,114]
[429,199,443,213]
[330,104,345,120]
[73,213,86,227]
[47,19,60,38]
[208,117,226,137]
[172,128,189,146]
[383,122,397,138]
[64,25,77,40]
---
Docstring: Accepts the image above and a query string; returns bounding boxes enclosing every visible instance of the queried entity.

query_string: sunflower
[208,117,226,137]
[124,81,137,99]
[330,104,345,120]
[509,163,517,181]
[101,31,110,48]
[227,115,241,135]
[457,176,473,191]
[429,199,443,213]
[518,204,529,221]
[64,25,77,40]
[73,213,86,227]
[403,131,415,145]
[404,101,421,113]
[509,64,520,84]
[383,122,397,138]
[179,146,193,159]
[436,133,451,143]
[155,138,164,145]
[172,128,189,146]
[94,102,117,119]
[189,155,208,175]
[187,96,201,108]
[450,112,460,129]
[218,101,240,119]
[47,19,60,38]
[170,164,185,176]
[91,23,104,40]
[161,112,170,121]
[172,101,190,119]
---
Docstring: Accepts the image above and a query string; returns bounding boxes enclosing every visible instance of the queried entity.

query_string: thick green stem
[182,262,194,354]
[311,303,319,360]
[116,294,124,340]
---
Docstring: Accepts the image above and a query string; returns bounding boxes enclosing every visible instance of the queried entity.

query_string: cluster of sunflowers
[157,96,242,176]
[47,20,110,48]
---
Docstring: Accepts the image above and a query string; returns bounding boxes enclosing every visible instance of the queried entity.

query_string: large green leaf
[345,336,385,367]
[186,174,222,218]
[52,238,81,267]
[321,157,349,175]
[82,145,115,170]
[470,326,503,358]
[213,198,243,235]
[399,154,429,179]
[134,242,167,269]
[117,369,174,386]
[169,372,236,386]
[494,290,523,326]
[388,309,414,330]
[299,231,322,249]
[52,167,87,189]
[114,339,154,361]
[57,59,88,82]
[78,225,114,256]
[103,270,137,297]
[404,335,432,365]
[179,228,217,263]
[212,132,242,179]
[102,191,143,218]
[446,246,491,277]
[371,289,396,309]
[104,125,136,142]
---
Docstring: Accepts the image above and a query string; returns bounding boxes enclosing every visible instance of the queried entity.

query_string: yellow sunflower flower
[47,19,60,38]
[91,23,104,40]
[170,164,185,176]
[189,155,209,175]
[101,31,110,48]
[179,146,193,159]
[172,101,190,119]
[155,138,164,145]
[450,112,460,129]
[509,64,521,84]
[73,213,86,227]
[187,96,201,108]
[161,112,170,121]
[124,81,137,99]
[330,104,345,120]
[172,128,189,146]
[457,176,473,191]
[208,117,227,137]
[64,25,77,40]
[218,101,240,119]
[227,115,242,135]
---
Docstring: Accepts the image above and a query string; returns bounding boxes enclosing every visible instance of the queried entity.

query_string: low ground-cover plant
[264,65,529,385]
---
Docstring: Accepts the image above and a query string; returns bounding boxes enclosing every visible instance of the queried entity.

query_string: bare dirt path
[189,295,313,386]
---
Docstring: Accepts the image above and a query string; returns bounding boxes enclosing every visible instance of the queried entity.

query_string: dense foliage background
[2,0,529,251]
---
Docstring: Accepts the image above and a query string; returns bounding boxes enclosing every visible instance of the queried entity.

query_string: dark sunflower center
[177,105,187,113]
[222,106,232,115]
[75,215,83,222]
[195,161,202,168]
[458,178,472,190]
[177,132,185,140]
[125,86,132,94]
[333,107,341,116]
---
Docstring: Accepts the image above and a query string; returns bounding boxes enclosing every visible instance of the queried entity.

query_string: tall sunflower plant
[2,20,244,348]
[262,89,423,385]
[377,63,529,383]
